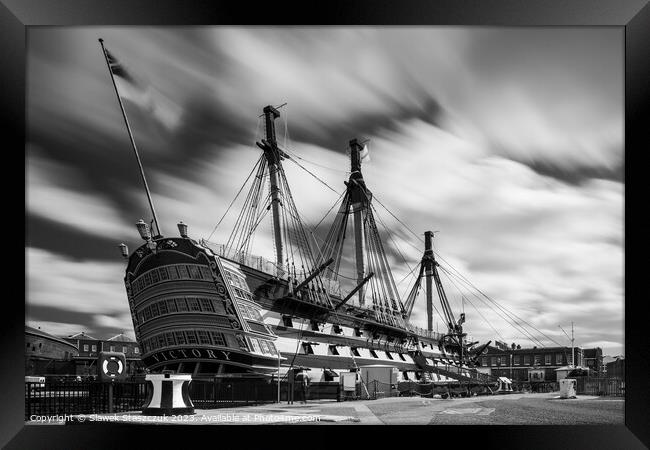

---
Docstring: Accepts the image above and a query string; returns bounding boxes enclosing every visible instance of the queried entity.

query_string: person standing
[296,370,310,403]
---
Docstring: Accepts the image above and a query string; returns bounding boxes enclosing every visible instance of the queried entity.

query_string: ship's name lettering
[150,348,232,362]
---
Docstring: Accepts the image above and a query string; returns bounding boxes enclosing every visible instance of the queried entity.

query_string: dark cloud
[524,159,624,185]
[26,305,94,328]
[27,216,125,262]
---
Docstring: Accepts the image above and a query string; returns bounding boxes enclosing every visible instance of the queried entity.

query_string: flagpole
[98,38,162,237]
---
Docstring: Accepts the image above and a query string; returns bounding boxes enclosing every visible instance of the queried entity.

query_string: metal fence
[25,381,147,420]
[26,378,348,420]
[189,378,342,408]
[575,377,624,396]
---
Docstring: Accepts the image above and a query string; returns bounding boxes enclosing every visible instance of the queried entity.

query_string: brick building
[475,343,585,382]
[63,332,144,376]
[25,326,79,376]
[605,356,625,379]
[583,347,604,376]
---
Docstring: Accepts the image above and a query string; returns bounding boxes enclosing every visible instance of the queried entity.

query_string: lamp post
[510,353,513,380]
[277,350,281,403]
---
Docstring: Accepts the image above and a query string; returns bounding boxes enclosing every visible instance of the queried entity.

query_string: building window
[545,354,551,365]
[167,299,178,313]
[165,334,175,347]
[491,357,497,366]
[514,355,520,365]
[158,301,168,315]
[187,298,201,311]
[310,320,320,331]
[354,327,362,337]
[524,355,531,365]
[200,298,215,312]
[257,340,268,354]
[333,325,342,334]
[556,353,563,365]
[197,330,211,345]
[209,331,226,346]
[328,345,340,356]
[122,346,127,353]
[301,343,314,355]
[176,299,188,312]
[534,355,541,366]
[351,347,361,357]
[83,344,89,352]
[174,331,186,345]
[186,331,198,345]
[134,347,139,354]
[282,316,294,327]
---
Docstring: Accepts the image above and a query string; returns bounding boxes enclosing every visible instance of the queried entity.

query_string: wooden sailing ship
[120,104,496,388]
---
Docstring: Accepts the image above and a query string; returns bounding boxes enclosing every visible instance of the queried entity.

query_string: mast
[262,105,284,270]
[348,139,367,306]
[559,322,576,367]
[98,38,162,237]
[424,231,435,332]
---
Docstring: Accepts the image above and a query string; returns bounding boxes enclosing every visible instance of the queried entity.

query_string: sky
[25,27,624,356]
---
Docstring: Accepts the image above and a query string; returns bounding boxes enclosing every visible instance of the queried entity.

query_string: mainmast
[424,231,435,332]
[347,139,371,307]
[261,105,284,270]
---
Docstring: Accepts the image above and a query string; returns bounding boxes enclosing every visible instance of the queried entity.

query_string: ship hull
[124,237,460,382]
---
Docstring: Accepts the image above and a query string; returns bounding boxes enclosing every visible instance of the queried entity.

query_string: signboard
[341,372,357,392]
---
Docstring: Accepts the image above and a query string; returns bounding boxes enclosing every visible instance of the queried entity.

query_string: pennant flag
[360,144,370,162]
[105,49,137,84]
[104,47,182,130]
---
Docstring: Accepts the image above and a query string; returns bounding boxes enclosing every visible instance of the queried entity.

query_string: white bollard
[559,378,577,399]
[142,373,194,415]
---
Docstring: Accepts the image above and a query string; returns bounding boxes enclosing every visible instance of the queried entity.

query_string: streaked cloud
[26,27,623,355]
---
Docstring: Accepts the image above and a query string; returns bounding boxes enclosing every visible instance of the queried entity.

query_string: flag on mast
[103,47,181,130]
[360,143,370,162]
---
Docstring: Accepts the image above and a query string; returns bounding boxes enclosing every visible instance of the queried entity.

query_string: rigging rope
[207,154,263,242]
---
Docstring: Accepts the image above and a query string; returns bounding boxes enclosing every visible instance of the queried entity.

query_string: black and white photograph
[24,25,626,427]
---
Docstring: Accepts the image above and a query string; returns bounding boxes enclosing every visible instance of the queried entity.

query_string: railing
[189,378,341,407]
[206,243,453,342]
[205,243,343,298]
[575,377,624,396]
[25,381,147,420]
[360,379,490,400]
[405,324,446,342]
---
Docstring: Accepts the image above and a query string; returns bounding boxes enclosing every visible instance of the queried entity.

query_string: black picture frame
[5,0,648,448]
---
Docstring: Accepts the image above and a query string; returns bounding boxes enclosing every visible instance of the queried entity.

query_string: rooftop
[25,325,79,349]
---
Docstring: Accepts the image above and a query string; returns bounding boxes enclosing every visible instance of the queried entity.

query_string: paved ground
[57,392,624,425]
